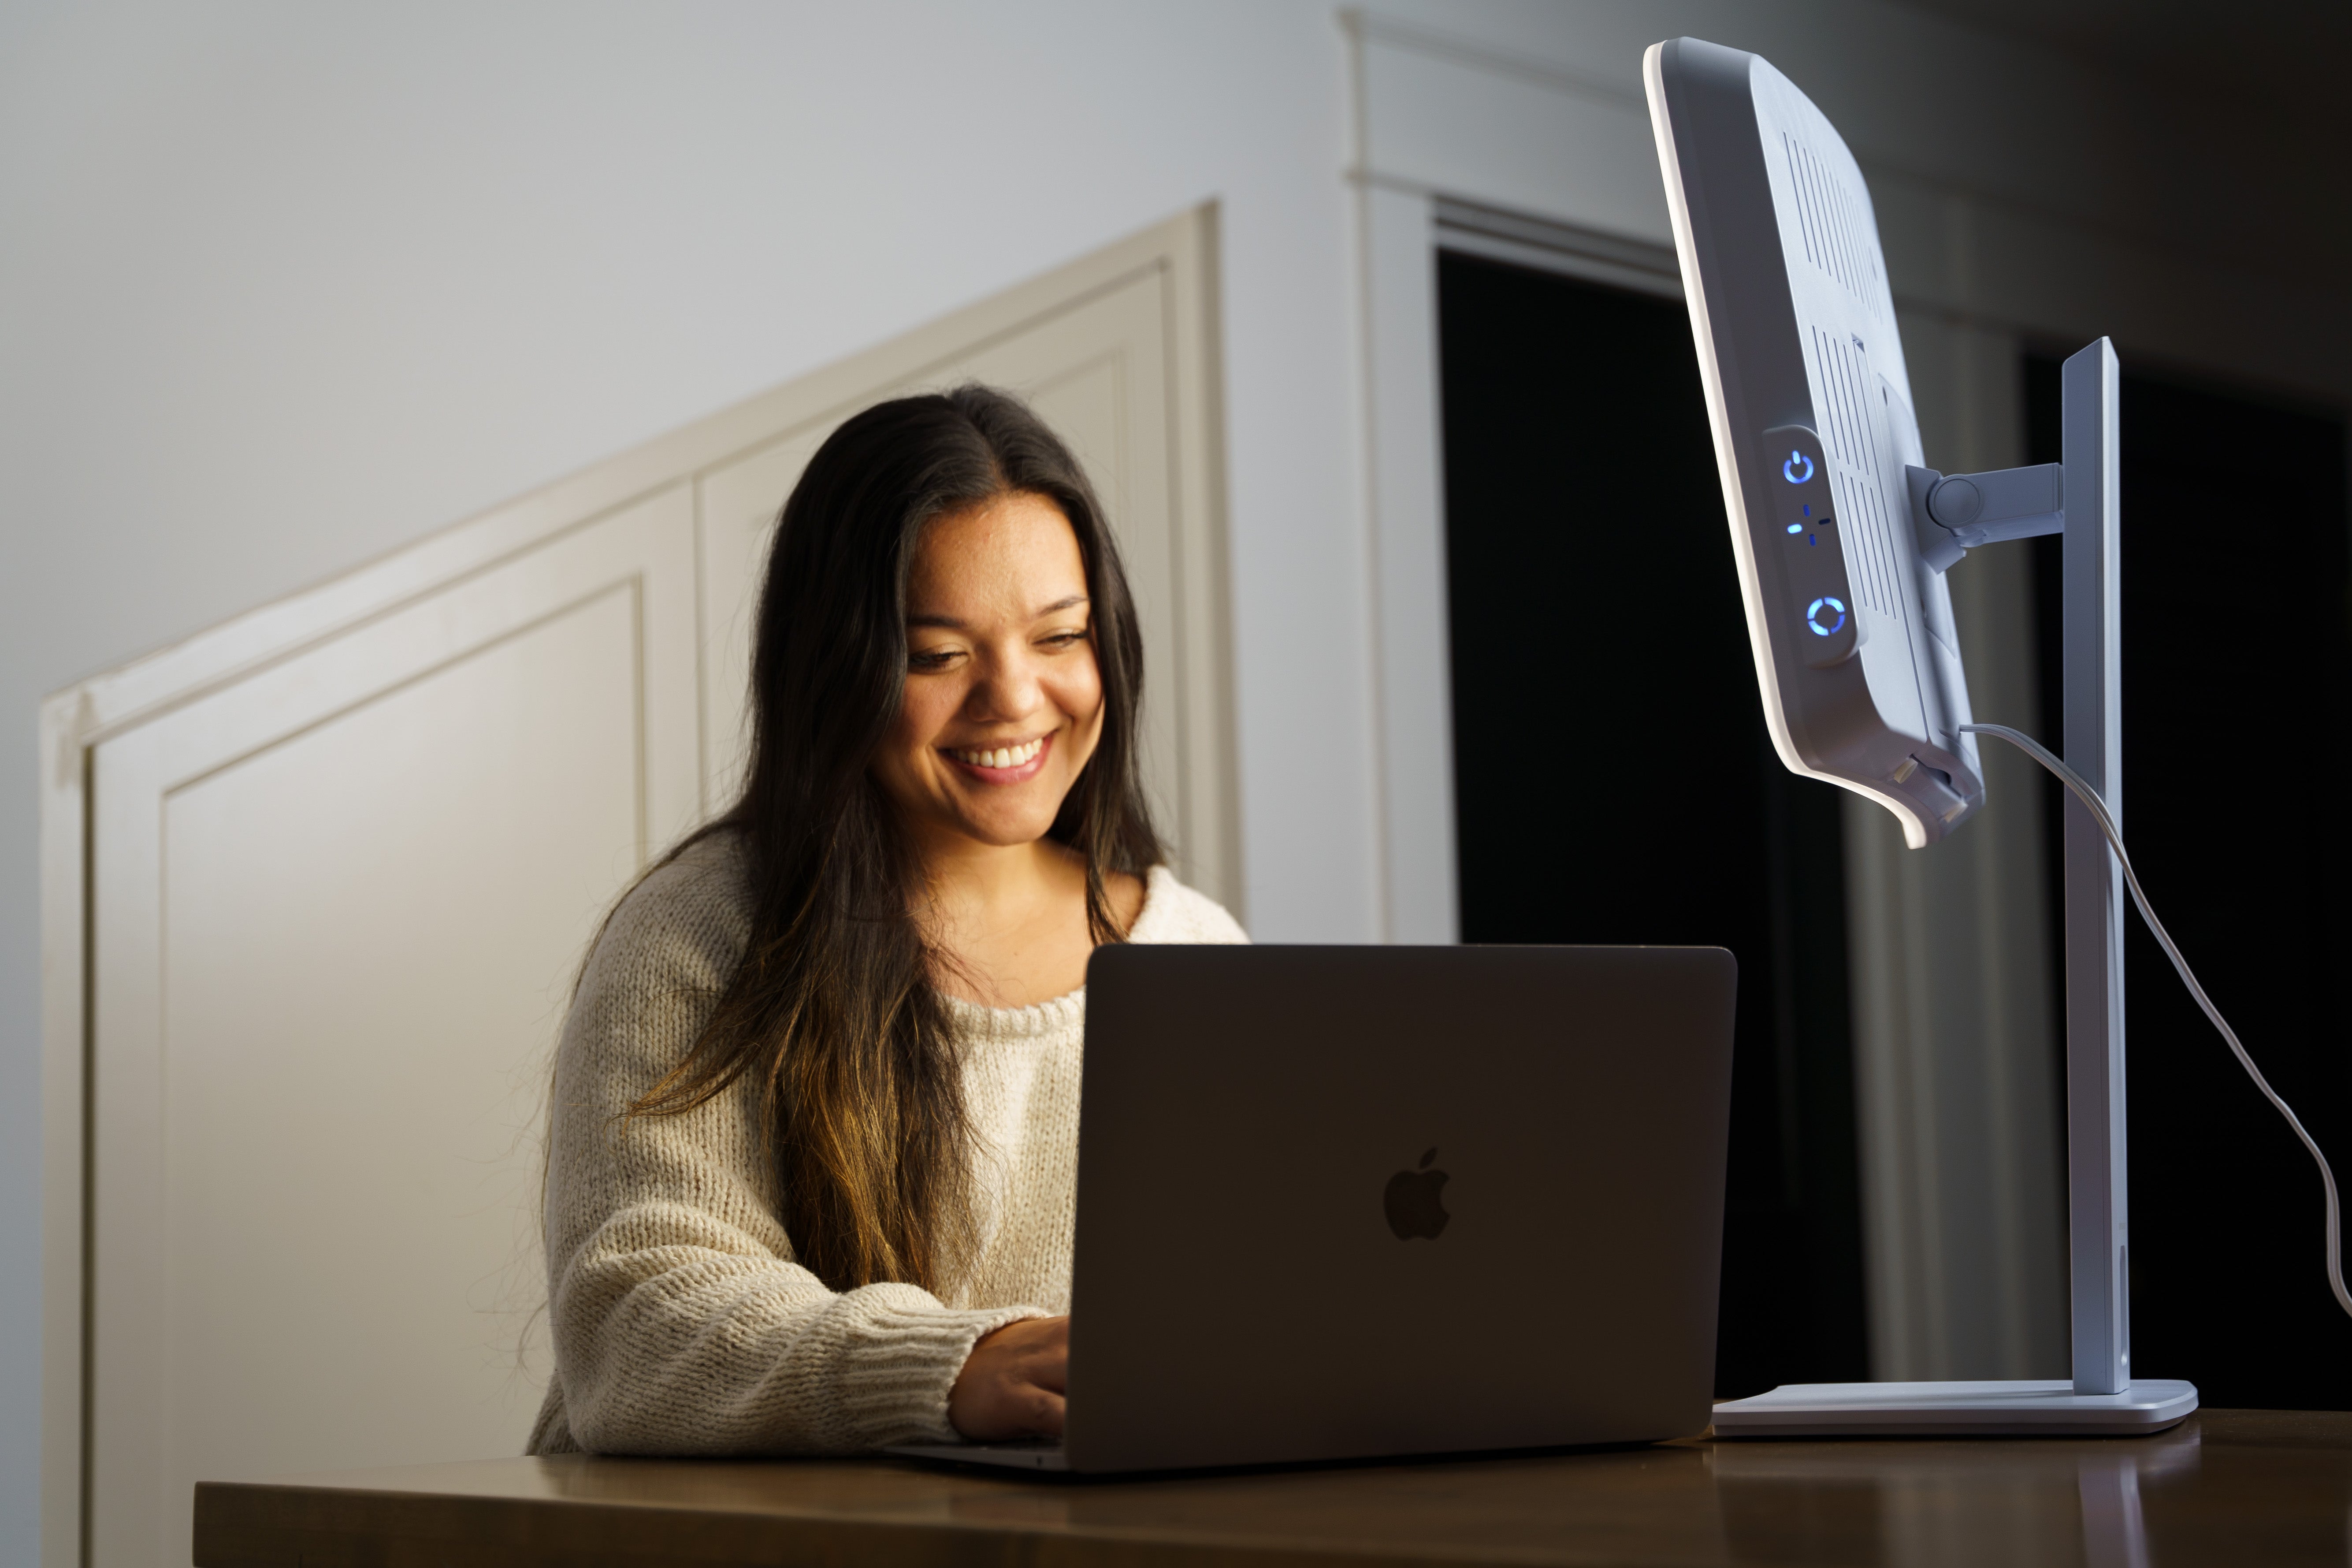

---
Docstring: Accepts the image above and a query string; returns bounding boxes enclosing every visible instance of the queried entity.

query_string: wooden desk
[194,1408,2352,1567]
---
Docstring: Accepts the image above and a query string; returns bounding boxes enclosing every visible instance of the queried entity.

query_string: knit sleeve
[536,840,1044,1456]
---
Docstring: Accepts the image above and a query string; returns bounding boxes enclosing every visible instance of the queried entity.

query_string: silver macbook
[888,942,1737,1474]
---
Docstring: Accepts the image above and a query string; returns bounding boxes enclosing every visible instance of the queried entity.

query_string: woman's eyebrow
[906,595,1088,632]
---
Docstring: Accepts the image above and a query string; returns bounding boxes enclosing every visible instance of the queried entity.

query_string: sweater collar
[936,865,1175,1040]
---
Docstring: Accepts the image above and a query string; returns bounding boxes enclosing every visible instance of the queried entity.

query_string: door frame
[1345,13,1678,944]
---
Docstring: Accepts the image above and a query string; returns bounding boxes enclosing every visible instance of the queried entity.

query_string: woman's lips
[943,732,1052,784]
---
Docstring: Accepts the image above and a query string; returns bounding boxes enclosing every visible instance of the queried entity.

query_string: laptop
[888,942,1736,1474]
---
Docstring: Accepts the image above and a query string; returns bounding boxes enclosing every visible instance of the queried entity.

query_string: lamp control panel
[1760,425,1858,669]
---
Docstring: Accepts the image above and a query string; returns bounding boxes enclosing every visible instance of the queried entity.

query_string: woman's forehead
[908,493,1086,614]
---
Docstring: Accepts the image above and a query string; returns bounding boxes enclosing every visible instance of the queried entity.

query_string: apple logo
[1383,1147,1450,1240]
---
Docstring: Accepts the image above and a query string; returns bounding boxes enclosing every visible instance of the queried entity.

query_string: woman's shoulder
[586,826,757,992]
[1126,864,1249,946]
[558,828,755,1091]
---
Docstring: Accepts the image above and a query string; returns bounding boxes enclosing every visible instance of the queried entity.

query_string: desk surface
[194,1408,2352,1567]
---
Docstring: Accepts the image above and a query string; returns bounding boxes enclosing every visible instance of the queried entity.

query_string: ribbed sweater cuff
[835,1299,1053,1448]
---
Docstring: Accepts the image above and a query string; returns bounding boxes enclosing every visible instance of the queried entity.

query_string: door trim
[1345,14,1675,943]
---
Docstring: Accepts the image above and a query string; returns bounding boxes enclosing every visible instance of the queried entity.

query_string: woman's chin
[940,800,1067,850]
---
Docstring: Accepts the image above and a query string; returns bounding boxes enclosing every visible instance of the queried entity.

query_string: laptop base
[885,1440,1068,1471]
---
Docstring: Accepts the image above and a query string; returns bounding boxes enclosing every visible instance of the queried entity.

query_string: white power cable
[1961,721,2352,1321]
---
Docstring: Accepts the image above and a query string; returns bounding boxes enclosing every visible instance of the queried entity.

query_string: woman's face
[873,490,1105,853]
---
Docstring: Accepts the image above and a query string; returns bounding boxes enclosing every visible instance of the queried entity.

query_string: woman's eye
[908,649,961,672]
[1040,631,1087,650]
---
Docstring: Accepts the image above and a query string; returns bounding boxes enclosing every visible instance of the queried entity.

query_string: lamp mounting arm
[1905,461,2066,572]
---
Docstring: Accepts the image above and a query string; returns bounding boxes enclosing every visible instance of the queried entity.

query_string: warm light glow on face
[870,491,1104,853]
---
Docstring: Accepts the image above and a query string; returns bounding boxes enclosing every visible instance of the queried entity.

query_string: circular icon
[1805,597,1847,637]
[1783,450,1816,484]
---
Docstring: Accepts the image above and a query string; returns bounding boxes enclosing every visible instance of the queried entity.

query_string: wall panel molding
[39,204,1234,1568]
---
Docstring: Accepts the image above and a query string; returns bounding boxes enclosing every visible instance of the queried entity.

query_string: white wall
[5,1,2342,1557]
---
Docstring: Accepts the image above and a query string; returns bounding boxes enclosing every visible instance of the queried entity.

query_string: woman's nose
[965,646,1045,721]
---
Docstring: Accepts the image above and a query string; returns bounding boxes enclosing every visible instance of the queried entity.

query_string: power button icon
[1783,450,1816,484]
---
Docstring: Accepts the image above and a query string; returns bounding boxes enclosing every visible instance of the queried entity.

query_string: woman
[528,385,1245,1457]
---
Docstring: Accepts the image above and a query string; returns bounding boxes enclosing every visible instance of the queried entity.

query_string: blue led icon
[1783,450,1816,484]
[1805,597,1848,637]
[1786,523,1802,534]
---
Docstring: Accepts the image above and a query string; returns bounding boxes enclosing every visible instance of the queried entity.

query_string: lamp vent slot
[1811,326,1899,619]
[1783,131,1884,322]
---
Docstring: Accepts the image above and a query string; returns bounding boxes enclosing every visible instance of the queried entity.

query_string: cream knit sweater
[528,832,1248,1457]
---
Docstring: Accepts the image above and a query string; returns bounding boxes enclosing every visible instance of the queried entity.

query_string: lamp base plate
[1712,1379,2198,1438]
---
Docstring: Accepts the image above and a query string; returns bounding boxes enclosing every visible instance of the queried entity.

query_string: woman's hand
[948,1315,1068,1440]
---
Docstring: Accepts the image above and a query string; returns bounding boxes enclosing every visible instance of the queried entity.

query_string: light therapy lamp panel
[1645,36,1983,847]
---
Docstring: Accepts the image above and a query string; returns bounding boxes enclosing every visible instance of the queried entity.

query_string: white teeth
[951,738,1042,769]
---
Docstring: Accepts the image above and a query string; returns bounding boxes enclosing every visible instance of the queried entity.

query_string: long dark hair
[624,385,1162,1294]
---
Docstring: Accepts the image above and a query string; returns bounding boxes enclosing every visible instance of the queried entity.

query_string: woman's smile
[943,732,1053,783]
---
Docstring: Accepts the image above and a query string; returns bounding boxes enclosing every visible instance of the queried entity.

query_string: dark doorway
[1438,250,1869,1397]
[2025,354,2352,1408]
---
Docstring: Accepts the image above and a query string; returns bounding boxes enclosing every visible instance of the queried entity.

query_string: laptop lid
[1061,943,1736,1474]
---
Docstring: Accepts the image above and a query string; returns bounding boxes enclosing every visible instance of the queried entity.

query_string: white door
[42,205,1234,1568]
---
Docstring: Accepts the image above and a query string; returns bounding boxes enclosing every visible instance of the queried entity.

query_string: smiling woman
[529,386,1246,1458]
